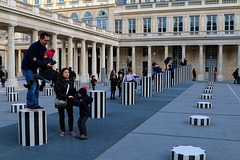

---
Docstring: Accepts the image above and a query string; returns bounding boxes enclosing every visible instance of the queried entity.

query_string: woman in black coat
[110,70,118,100]
[54,68,76,137]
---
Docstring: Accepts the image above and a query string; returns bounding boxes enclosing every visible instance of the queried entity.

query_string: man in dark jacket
[21,32,51,109]
[233,68,239,84]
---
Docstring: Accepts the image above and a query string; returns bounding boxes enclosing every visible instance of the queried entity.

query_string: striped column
[163,70,171,89]
[207,81,214,86]
[196,102,212,109]
[141,76,152,97]
[201,94,213,99]
[18,109,47,146]
[205,86,214,90]
[89,90,106,118]
[8,92,19,101]
[104,81,111,86]
[171,145,206,160]
[204,89,213,94]
[43,88,54,96]
[122,82,135,105]
[154,73,163,92]
[74,85,80,91]
[11,103,26,113]
[6,86,14,96]
[74,80,81,87]
[208,65,214,81]
[190,115,210,126]
[172,69,177,86]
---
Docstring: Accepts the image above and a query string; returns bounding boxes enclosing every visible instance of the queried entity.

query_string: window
[128,19,136,33]
[143,18,151,33]
[173,17,183,34]
[143,47,148,57]
[115,20,122,34]
[205,46,217,72]
[190,16,199,35]
[225,14,234,34]
[23,0,27,3]
[130,0,135,4]
[145,0,150,2]
[82,12,93,25]
[97,11,108,29]
[207,15,217,35]
[46,0,51,3]
[59,0,64,2]
[157,17,167,33]
[35,0,39,4]
[173,46,182,67]
[70,13,79,20]
[128,48,132,56]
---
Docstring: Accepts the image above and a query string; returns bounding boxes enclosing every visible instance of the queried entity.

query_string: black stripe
[43,110,46,144]
[178,154,183,160]
[104,92,106,117]
[209,103,212,108]
[200,154,204,160]
[201,119,204,126]
[100,92,103,118]
[94,92,98,118]
[127,83,130,105]
[189,155,195,160]
[207,118,210,125]
[194,119,197,125]
[34,112,39,146]
[190,117,192,124]
[90,92,92,118]
[171,151,174,160]
[19,111,22,145]
[25,112,30,146]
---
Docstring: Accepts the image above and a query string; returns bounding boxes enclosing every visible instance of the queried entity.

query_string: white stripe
[39,111,43,145]
[227,84,240,102]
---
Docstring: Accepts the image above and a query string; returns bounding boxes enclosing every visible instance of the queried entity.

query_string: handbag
[55,84,70,108]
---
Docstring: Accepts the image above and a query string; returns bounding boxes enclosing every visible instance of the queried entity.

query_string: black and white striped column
[190,115,210,126]
[207,81,214,86]
[196,102,212,109]
[122,82,135,105]
[6,86,14,96]
[163,70,171,89]
[171,145,206,160]
[18,109,47,146]
[90,90,106,118]
[154,73,163,92]
[104,81,111,86]
[204,89,213,94]
[11,103,26,113]
[201,94,213,99]
[74,80,81,87]
[43,88,54,96]
[8,92,19,102]
[141,76,152,97]
[205,86,214,90]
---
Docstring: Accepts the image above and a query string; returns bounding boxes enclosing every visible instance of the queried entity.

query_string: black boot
[40,81,46,91]
[24,80,33,89]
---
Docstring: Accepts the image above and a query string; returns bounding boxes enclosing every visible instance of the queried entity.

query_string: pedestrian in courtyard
[21,32,52,109]
[164,57,172,70]
[91,75,97,90]
[74,87,93,140]
[123,67,137,91]
[0,69,4,87]
[127,56,131,68]
[4,70,8,81]
[192,68,197,81]
[214,70,217,82]
[117,73,123,99]
[54,68,76,137]
[183,58,187,66]
[233,68,239,84]
[110,70,118,100]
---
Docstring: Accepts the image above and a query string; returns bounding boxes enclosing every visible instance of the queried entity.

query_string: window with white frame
[225,14,234,34]
[35,0,39,4]
[190,16,199,34]
[82,12,93,25]
[207,15,217,34]
[70,13,79,20]
[173,17,183,34]
[128,19,136,33]
[157,17,167,32]
[97,11,108,29]
[23,0,27,3]
[59,0,64,2]
[143,18,151,33]
[46,0,51,3]
[145,0,150,2]
[130,0,135,4]
[115,20,122,34]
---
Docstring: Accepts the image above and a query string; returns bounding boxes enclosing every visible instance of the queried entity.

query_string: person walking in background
[110,70,118,100]
[164,57,172,70]
[127,56,131,68]
[183,58,187,66]
[123,67,137,91]
[91,75,97,90]
[74,87,93,140]
[51,68,60,87]
[117,73,123,99]
[69,67,76,81]
[214,70,217,82]
[233,68,239,84]
[54,68,76,137]
[192,68,197,81]
[0,69,4,87]
[4,70,8,81]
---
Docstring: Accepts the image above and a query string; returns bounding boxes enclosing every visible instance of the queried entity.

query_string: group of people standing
[0,69,7,87]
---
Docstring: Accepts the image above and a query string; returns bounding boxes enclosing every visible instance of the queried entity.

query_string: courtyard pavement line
[227,84,240,102]
[159,111,240,117]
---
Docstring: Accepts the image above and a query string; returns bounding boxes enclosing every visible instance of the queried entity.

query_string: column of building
[132,46,136,75]
[51,34,58,69]
[238,45,240,69]
[198,45,204,81]
[17,49,22,76]
[116,46,120,73]
[61,40,66,68]
[100,43,106,82]
[74,41,79,80]
[182,45,186,61]
[85,43,89,80]
[148,46,152,77]
[109,45,113,74]
[80,39,86,82]
[31,30,38,44]
[218,45,223,81]
[68,37,73,68]
[92,41,97,79]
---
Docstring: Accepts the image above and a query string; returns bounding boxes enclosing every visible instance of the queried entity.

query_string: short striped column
[90,90,106,118]
[171,145,206,160]
[190,115,210,126]
[11,103,26,113]
[163,70,171,89]
[196,102,212,109]
[74,80,81,86]
[104,81,111,86]
[141,76,152,97]
[122,82,135,105]
[6,86,14,96]
[43,88,54,96]
[154,73,163,92]
[18,109,47,146]
[8,92,19,102]
[207,81,214,86]
[201,94,213,99]
[205,86,214,90]
[203,89,213,94]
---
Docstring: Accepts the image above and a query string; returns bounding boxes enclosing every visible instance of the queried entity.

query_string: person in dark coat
[142,68,147,77]
[73,87,93,140]
[21,32,51,109]
[192,68,197,81]
[54,68,76,137]
[164,57,172,70]
[183,58,187,66]
[0,69,4,87]
[110,70,118,100]
[23,49,56,90]
[69,67,76,81]
[233,68,239,84]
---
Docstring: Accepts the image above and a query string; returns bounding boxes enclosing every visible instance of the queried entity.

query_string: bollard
[190,115,210,126]
[6,86,15,96]
[122,82,135,105]
[154,73,163,92]
[171,145,206,160]
[196,102,212,109]
[205,86,214,90]
[207,81,214,86]
[141,76,152,97]
[43,88,54,96]
[201,94,213,99]
[104,81,111,86]
[203,89,213,94]
[8,92,19,102]
[11,103,26,113]
[18,109,47,146]
[89,90,106,118]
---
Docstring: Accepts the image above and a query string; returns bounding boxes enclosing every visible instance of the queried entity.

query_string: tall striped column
[141,76,152,97]
[6,86,14,96]
[163,70,171,88]
[154,73,163,92]
[18,109,47,146]
[90,90,106,118]
[177,67,181,84]
[122,82,135,105]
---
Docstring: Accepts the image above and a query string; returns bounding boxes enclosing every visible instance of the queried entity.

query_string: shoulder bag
[55,84,70,108]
